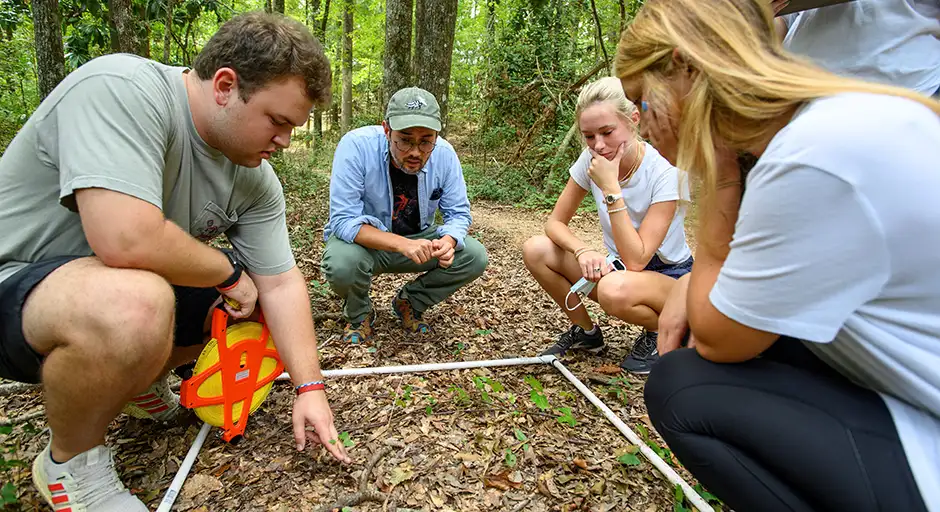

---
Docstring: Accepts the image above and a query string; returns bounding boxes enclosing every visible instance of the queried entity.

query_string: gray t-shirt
[0,54,295,284]
[711,93,940,508]
[783,0,940,95]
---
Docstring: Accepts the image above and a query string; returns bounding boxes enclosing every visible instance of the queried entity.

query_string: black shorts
[0,256,219,384]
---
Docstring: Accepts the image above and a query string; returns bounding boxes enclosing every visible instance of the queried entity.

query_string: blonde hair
[614,0,940,235]
[575,76,641,144]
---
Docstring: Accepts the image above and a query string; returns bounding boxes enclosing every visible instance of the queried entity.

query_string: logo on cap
[406,98,427,110]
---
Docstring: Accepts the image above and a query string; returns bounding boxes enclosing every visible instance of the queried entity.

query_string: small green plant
[555,407,577,427]
[448,385,471,406]
[425,396,437,415]
[503,448,517,467]
[616,446,642,467]
[605,376,634,405]
[636,423,673,463]
[338,432,356,448]
[308,279,332,298]
[525,375,550,411]
[693,483,723,509]
[474,329,493,336]
[674,484,691,512]
[394,385,413,407]
[1,426,24,506]
[452,342,467,356]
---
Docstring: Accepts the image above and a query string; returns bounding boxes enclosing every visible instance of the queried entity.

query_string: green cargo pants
[320,226,488,323]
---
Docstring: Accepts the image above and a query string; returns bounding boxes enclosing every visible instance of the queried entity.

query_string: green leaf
[556,407,577,427]
[338,431,355,448]
[513,428,527,442]
[475,329,493,336]
[504,448,516,467]
[674,484,691,512]
[485,377,504,392]
[524,375,543,392]
[1,482,17,504]
[530,390,549,411]
[0,425,11,435]
[636,423,650,440]
[617,452,642,466]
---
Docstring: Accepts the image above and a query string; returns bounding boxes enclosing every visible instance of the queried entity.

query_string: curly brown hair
[193,11,331,106]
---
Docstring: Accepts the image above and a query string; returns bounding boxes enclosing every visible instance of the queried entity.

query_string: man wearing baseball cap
[321,87,488,344]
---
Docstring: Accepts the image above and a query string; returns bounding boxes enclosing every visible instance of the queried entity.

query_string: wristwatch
[217,248,243,289]
[604,192,623,205]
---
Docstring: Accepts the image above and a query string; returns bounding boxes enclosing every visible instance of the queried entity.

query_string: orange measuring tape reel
[180,306,284,442]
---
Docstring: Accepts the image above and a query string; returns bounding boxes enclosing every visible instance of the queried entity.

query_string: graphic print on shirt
[390,162,420,236]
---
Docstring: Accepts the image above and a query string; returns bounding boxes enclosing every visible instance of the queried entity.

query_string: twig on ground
[313,312,342,322]
[510,497,533,512]
[0,382,40,397]
[316,442,400,512]
[0,408,45,426]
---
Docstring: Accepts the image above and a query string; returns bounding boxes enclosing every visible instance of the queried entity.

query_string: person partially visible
[321,87,488,344]
[0,12,350,511]
[773,0,940,95]
[522,77,693,374]
[617,0,940,510]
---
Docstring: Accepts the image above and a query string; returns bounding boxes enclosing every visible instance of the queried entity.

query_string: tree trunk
[414,0,457,135]
[589,0,608,66]
[163,0,175,63]
[383,0,412,103]
[31,0,66,100]
[109,0,139,54]
[618,0,626,35]
[264,0,272,14]
[273,0,284,14]
[341,0,353,134]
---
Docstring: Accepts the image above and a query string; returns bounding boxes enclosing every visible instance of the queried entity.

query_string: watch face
[606,194,615,204]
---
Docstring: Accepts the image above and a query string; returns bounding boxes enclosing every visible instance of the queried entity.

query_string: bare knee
[522,235,555,270]
[92,271,175,365]
[597,273,642,310]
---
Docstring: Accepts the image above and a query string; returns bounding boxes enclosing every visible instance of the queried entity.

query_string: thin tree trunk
[414,0,458,135]
[273,0,284,14]
[383,0,413,103]
[618,0,626,35]
[109,0,138,54]
[163,0,175,63]
[330,18,340,130]
[313,0,330,138]
[31,0,66,100]
[264,0,272,13]
[341,0,353,134]
[589,0,608,66]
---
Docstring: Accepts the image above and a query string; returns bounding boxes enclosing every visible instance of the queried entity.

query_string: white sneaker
[32,442,148,511]
[122,374,181,421]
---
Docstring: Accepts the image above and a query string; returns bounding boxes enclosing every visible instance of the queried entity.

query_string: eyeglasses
[393,138,436,154]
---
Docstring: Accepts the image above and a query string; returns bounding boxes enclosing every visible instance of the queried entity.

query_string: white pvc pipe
[157,421,212,512]
[274,355,556,380]
[159,354,709,512]
[548,358,712,512]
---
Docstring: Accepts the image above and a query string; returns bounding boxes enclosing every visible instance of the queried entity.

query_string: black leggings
[644,338,927,512]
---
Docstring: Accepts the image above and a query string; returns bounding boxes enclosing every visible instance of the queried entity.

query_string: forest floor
[0,153,717,511]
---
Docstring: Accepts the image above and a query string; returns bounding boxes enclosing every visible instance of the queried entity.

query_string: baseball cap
[385,87,442,131]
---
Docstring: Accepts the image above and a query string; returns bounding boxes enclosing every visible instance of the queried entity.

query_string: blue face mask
[564,254,626,311]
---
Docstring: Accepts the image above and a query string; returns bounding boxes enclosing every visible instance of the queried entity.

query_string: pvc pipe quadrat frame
[157,355,713,512]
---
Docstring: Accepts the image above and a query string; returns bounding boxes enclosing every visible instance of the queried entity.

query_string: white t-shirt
[710,93,940,509]
[783,0,940,95]
[568,143,692,265]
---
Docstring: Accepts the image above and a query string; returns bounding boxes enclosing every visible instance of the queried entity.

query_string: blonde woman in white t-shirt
[523,77,693,374]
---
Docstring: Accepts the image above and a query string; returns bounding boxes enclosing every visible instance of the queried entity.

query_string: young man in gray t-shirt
[0,12,349,510]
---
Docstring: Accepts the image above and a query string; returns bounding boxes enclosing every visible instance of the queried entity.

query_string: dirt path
[0,199,697,512]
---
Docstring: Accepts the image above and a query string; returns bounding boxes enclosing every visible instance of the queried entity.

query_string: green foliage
[616,446,642,467]
[503,448,517,467]
[555,406,576,427]
[337,431,355,447]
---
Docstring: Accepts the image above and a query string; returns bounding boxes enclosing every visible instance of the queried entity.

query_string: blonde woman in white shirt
[523,77,693,374]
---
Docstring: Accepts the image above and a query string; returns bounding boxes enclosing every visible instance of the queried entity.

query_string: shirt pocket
[191,201,238,242]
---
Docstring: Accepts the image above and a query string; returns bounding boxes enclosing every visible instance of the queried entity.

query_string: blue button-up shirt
[324,126,473,250]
